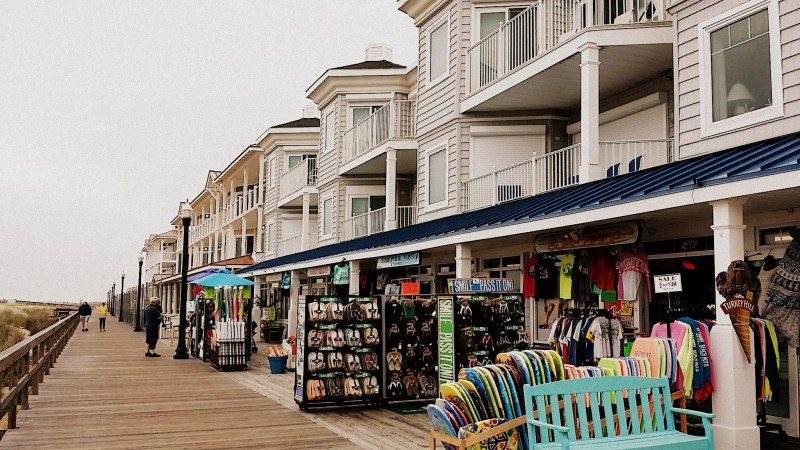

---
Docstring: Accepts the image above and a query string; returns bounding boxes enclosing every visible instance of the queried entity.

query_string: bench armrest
[527,418,569,434]
[672,407,715,420]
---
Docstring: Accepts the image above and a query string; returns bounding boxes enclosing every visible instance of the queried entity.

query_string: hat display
[716,260,761,362]
[762,234,800,347]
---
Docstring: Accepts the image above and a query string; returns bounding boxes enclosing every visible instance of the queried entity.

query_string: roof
[272,117,320,128]
[158,255,256,283]
[239,132,800,275]
[331,60,406,70]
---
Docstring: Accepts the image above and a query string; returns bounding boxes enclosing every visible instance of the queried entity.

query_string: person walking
[78,302,92,332]
[144,297,162,357]
[97,302,108,332]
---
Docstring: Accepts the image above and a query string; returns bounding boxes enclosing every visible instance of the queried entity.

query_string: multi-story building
[235,1,800,444]
[141,228,179,301]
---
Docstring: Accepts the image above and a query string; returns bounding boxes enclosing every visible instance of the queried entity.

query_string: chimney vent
[365,43,393,62]
[302,105,319,119]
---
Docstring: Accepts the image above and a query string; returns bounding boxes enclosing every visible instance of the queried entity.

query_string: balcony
[340,100,418,176]
[277,233,319,257]
[340,206,417,241]
[278,158,318,207]
[461,139,672,211]
[463,0,672,112]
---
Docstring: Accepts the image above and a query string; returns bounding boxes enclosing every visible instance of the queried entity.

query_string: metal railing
[280,158,318,200]
[461,144,581,211]
[277,233,319,256]
[1,312,79,430]
[341,207,387,241]
[467,0,668,94]
[599,139,673,177]
[342,100,416,165]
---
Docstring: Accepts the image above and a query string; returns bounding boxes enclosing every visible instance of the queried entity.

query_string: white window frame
[348,104,384,129]
[425,141,449,212]
[427,13,450,87]
[698,0,783,138]
[267,155,277,187]
[321,194,334,239]
[323,109,335,153]
[472,4,533,45]
[264,220,275,254]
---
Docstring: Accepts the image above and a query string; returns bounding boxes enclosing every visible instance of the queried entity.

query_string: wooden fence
[0,312,79,429]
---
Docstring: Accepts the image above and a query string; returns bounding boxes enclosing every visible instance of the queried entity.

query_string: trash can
[268,355,288,374]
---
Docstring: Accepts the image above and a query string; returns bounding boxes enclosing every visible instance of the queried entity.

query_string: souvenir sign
[377,251,420,269]
[447,278,515,293]
[308,265,331,277]
[438,297,455,385]
[654,274,682,293]
[534,221,640,253]
[401,281,420,295]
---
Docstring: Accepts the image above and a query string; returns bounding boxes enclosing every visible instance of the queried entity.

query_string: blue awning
[239,133,800,275]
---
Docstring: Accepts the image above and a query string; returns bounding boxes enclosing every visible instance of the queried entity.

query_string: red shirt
[589,248,617,291]
[523,258,538,298]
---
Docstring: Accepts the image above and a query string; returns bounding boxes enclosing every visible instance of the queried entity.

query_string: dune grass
[0,304,57,352]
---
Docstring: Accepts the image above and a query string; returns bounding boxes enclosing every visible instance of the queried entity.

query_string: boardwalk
[0,317,353,449]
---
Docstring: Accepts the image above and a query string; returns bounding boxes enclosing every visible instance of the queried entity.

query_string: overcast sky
[0,1,417,302]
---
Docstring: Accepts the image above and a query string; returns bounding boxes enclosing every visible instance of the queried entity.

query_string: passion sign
[534,221,641,253]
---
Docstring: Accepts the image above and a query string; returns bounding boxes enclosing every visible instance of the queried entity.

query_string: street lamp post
[118,273,125,322]
[174,202,192,359]
[134,254,144,332]
[111,283,116,316]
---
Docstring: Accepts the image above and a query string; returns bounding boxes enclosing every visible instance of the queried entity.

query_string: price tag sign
[654,274,683,293]
[620,301,634,316]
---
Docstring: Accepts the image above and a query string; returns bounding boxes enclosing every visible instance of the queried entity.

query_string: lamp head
[180,201,193,219]
[138,254,144,263]
[727,82,755,115]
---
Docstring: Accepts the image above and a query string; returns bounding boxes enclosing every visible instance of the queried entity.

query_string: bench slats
[575,391,589,440]
[615,389,628,436]
[599,391,614,438]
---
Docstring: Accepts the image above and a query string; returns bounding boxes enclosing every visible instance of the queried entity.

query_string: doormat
[385,405,427,415]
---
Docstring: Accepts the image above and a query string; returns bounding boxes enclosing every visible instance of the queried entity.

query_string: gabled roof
[331,60,406,70]
[239,132,800,275]
[272,117,321,129]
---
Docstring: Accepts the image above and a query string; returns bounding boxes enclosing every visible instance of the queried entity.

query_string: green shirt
[333,264,350,285]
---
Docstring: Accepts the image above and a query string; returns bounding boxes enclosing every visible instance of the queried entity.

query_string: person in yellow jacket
[97,302,108,332]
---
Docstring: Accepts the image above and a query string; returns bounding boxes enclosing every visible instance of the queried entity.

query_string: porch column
[241,216,247,256]
[386,148,398,230]
[172,284,179,316]
[455,243,472,278]
[258,155,266,204]
[256,207,263,254]
[349,260,361,296]
[301,192,311,251]
[579,43,602,183]
[709,199,758,450]
[287,270,301,338]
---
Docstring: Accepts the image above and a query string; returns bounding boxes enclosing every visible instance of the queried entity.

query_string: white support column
[287,270,301,338]
[243,168,249,209]
[455,243,472,278]
[301,192,310,251]
[257,155,266,204]
[241,216,248,256]
[172,284,178,315]
[349,260,361,296]
[386,148,398,230]
[709,199,758,450]
[579,43,602,184]
[256,207,263,254]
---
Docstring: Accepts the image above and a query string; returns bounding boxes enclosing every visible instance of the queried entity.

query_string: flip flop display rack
[295,296,383,409]
[383,296,439,401]
[455,294,527,369]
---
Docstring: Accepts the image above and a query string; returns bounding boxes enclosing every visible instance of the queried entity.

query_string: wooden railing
[0,312,79,430]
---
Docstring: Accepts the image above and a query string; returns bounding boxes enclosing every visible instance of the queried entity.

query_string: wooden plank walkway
[0,317,353,449]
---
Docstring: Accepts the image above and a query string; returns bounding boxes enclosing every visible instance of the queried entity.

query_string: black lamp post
[174,201,192,359]
[134,255,144,331]
[118,272,125,322]
[111,283,116,316]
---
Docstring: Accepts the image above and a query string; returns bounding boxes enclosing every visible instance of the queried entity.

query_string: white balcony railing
[461,139,674,211]
[277,233,319,256]
[341,208,387,241]
[462,144,581,211]
[280,158,318,200]
[599,139,673,177]
[467,0,667,94]
[342,100,416,165]
[396,206,417,229]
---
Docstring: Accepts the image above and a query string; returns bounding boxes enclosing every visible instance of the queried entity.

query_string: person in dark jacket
[78,302,92,332]
[144,297,162,357]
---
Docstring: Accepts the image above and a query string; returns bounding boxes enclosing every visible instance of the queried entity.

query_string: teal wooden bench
[524,376,714,449]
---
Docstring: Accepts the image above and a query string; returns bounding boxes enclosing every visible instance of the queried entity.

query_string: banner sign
[438,297,455,385]
[294,299,306,403]
[308,265,331,277]
[534,221,640,253]
[720,298,757,315]
[654,274,682,293]
[448,278,516,293]
[377,251,420,269]
[401,282,420,295]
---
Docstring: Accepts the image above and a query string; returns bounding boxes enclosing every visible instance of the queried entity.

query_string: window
[426,143,448,209]
[759,226,797,247]
[428,15,449,84]
[700,0,783,136]
[324,110,335,153]
[322,196,333,237]
[350,105,382,127]
[264,221,274,254]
